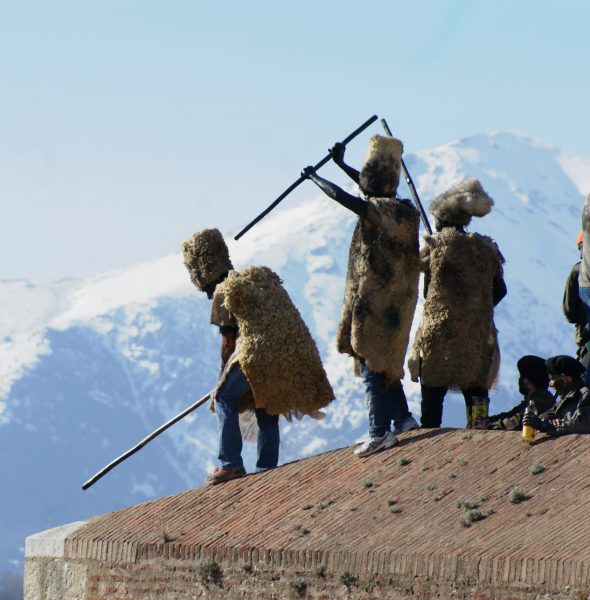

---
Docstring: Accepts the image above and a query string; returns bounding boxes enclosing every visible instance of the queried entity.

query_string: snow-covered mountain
[1,131,588,573]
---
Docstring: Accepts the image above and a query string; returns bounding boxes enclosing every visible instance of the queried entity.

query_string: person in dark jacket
[488,355,554,430]
[523,355,590,436]
[563,231,590,368]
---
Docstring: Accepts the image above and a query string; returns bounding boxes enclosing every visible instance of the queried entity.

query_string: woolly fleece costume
[337,135,420,383]
[221,266,334,416]
[409,179,504,389]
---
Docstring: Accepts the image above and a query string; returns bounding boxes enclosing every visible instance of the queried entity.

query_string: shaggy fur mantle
[221,266,334,416]
[409,228,504,389]
[336,198,420,382]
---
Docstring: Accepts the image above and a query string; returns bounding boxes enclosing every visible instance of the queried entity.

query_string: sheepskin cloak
[336,198,420,382]
[219,266,334,416]
[409,228,504,389]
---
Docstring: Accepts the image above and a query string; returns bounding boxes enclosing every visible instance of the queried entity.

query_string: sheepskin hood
[181,228,233,292]
[222,265,334,416]
[429,178,494,227]
[359,135,403,198]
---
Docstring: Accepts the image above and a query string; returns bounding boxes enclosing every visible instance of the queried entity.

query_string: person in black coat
[523,355,590,436]
[488,355,554,430]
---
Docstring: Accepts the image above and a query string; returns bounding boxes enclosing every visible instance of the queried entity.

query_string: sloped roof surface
[66,430,590,587]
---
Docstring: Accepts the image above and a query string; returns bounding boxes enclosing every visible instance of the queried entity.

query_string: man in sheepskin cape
[408,178,507,428]
[182,229,334,484]
[302,134,420,457]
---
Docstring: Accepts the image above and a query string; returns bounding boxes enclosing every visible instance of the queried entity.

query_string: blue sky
[1,0,589,279]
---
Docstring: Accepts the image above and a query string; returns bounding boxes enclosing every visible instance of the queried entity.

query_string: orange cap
[577,231,584,245]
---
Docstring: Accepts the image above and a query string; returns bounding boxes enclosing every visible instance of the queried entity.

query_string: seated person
[523,355,590,436]
[488,355,554,430]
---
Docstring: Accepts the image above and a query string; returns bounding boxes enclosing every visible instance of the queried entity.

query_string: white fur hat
[359,135,403,198]
[181,228,233,291]
[429,178,494,226]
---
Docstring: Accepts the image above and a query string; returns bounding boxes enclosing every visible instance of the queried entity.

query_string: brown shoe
[205,466,246,485]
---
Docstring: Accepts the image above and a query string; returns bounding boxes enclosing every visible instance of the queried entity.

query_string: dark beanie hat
[545,355,586,378]
[517,355,548,385]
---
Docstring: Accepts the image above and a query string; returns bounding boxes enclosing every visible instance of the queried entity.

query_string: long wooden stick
[380,119,433,235]
[234,115,379,240]
[82,390,213,490]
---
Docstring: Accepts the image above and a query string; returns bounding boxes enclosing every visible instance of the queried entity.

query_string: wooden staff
[381,118,432,235]
[82,390,213,490]
[234,115,379,240]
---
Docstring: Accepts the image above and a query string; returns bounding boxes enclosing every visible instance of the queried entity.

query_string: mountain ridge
[1,130,588,573]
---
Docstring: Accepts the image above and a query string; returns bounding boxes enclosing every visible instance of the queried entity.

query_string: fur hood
[408,228,504,389]
[181,228,233,292]
[359,135,403,198]
[337,198,419,382]
[429,178,494,227]
[222,266,334,416]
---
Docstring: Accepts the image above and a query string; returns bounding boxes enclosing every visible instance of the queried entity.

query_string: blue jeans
[360,361,412,438]
[215,366,280,470]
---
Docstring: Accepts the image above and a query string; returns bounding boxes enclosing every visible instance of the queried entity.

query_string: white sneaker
[394,416,419,435]
[354,431,398,457]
